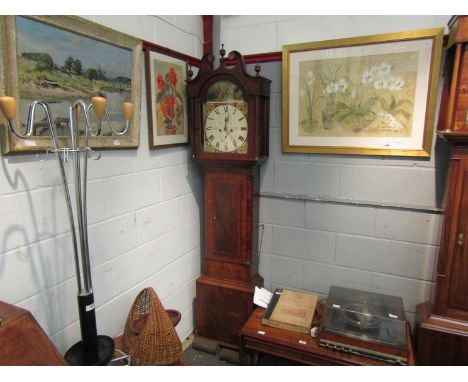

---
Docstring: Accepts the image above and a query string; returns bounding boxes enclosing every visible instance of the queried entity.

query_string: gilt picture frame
[0,16,142,155]
[282,28,444,157]
[145,46,189,149]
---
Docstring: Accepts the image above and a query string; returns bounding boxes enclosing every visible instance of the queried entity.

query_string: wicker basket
[122,288,182,365]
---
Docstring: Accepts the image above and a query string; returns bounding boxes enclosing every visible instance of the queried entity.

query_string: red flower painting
[155,64,184,135]
[157,73,165,91]
[168,67,178,86]
[161,95,175,120]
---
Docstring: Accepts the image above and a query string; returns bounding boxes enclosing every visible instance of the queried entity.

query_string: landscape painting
[0,16,142,154]
[16,16,132,136]
[282,28,444,157]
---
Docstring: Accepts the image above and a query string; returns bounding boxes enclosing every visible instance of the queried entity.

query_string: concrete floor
[181,334,238,365]
[182,346,237,366]
[180,334,301,366]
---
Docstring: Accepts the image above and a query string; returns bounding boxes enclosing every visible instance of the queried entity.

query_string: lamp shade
[91,96,107,119]
[122,102,134,120]
[0,96,17,120]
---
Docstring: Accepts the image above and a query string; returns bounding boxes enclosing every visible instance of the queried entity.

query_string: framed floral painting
[282,28,444,156]
[145,47,188,149]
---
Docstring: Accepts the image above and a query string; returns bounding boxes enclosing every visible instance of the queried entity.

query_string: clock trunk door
[447,166,468,313]
[204,169,253,282]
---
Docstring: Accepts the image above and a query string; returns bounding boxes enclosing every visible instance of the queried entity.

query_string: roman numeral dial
[204,104,248,153]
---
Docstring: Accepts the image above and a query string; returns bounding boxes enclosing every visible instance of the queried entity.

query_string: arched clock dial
[204,104,247,153]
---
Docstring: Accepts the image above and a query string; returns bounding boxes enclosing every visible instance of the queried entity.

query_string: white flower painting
[298,51,418,138]
[283,28,444,156]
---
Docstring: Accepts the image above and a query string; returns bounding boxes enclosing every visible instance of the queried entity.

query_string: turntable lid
[320,286,407,350]
[326,286,406,322]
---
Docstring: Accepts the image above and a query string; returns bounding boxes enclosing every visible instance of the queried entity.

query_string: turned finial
[255,63,261,77]
[220,44,226,59]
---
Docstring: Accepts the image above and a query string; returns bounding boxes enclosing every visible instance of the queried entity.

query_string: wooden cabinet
[0,301,67,365]
[449,164,468,312]
[415,15,468,365]
[432,150,468,321]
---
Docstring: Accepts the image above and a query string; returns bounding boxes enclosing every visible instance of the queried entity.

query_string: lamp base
[64,335,115,366]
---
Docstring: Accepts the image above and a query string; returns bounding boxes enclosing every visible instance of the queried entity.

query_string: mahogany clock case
[187,51,271,348]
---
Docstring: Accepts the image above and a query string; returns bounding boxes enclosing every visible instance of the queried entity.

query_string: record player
[319,286,408,365]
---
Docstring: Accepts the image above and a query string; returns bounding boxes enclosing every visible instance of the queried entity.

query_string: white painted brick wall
[0,15,203,354]
[340,165,439,207]
[260,253,304,290]
[274,161,341,197]
[375,209,442,245]
[305,203,376,237]
[336,235,437,281]
[232,15,451,327]
[271,225,336,264]
[221,15,452,55]
[260,197,305,227]
[303,261,374,295]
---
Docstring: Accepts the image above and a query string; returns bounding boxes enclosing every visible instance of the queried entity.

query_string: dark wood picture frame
[144,42,199,150]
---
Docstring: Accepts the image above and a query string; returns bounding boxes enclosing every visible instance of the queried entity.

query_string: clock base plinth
[195,275,263,348]
[414,301,468,365]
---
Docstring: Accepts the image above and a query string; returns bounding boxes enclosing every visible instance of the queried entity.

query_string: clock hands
[224,109,233,142]
[206,104,246,152]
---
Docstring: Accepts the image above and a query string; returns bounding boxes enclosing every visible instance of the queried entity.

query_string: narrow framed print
[145,48,188,149]
[282,28,444,156]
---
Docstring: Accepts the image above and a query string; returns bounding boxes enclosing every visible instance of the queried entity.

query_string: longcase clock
[187,48,270,347]
[415,15,468,365]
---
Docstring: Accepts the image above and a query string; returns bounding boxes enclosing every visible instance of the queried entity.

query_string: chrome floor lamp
[0,95,133,365]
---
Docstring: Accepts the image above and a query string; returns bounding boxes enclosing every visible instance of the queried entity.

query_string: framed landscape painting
[145,47,189,149]
[282,28,444,157]
[0,16,142,155]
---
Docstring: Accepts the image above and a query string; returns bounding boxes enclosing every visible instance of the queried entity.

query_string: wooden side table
[239,308,416,366]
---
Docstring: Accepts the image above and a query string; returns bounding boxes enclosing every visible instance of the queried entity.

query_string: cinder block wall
[0,15,454,357]
[220,15,453,325]
[0,15,203,353]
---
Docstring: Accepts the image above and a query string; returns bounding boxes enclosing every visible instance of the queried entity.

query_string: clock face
[204,103,248,153]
